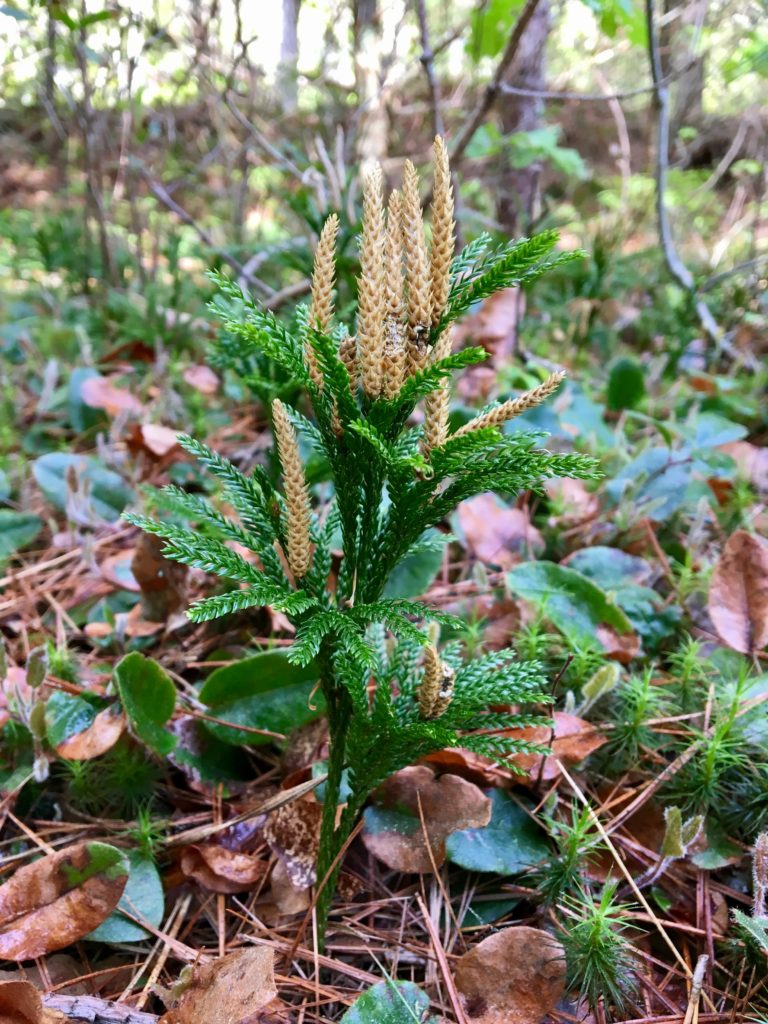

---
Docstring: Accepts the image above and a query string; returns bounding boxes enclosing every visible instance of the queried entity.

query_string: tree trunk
[353,0,389,172]
[496,0,551,237]
[278,0,302,112]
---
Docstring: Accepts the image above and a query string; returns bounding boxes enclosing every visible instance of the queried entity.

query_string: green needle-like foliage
[125,138,599,941]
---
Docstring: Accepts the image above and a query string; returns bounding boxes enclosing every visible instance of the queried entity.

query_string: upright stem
[314,651,353,944]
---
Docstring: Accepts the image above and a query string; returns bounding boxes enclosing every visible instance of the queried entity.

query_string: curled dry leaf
[183,364,220,395]
[80,375,143,416]
[180,844,269,894]
[54,705,126,760]
[264,797,323,889]
[269,858,311,915]
[0,980,68,1024]
[454,926,566,1024]
[458,494,544,570]
[720,441,768,492]
[131,532,188,622]
[160,947,279,1024]
[708,529,768,654]
[0,842,129,960]
[126,423,181,459]
[505,712,606,785]
[99,550,141,592]
[362,766,492,873]
[595,623,641,664]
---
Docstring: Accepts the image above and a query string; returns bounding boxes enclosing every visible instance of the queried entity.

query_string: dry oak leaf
[362,766,492,873]
[180,844,269,894]
[454,926,566,1024]
[160,947,278,1024]
[0,980,68,1024]
[0,842,129,961]
[183,364,220,395]
[80,375,143,416]
[54,705,126,760]
[708,530,768,655]
[458,494,544,569]
[263,797,323,889]
[505,712,606,784]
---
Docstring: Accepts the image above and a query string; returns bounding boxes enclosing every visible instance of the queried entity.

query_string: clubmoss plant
[124,138,597,939]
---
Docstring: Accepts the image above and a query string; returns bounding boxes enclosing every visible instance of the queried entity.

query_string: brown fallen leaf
[544,477,599,525]
[160,947,279,1024]
[99,551,141,592]
[183,364,220,395]
[269,859,311,916]
[131,532,188,622]
[80,375,143,416]
[180,844,269,894]
[127,423,181,459]
[720,441,768,492]
[55,705,125,760]
[0,979,68,1024]
[458,494,544,569]
[362,766,491,873]
[453,926,566,1024]
[264,797,323,889]
[708,529,768,654]
[0,842,129,960]
[595,623,641,664]
[505,712,606,784]
[421,747,514,788]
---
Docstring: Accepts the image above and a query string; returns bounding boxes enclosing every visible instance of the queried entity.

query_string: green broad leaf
[607,357,645,411]
[605,446,695,521]
[383,531,446,599]
[170,719,251,783]
[506,561,634,647]
[564,546,679,649]
[87,850,164,943]
[340,980,436,1024]
[446,789,549,874]
[690,824,743,870]
[199,651,320,746]
[684,411,747,449]
[461,897,520,927]
[114,653,177,756]
[45,691,96,748]
[33,453,134,523]
[0,510,42,564]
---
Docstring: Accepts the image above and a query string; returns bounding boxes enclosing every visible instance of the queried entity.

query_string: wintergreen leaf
[45,691,96,748]
[0,510,43,564]
[506,561,634,648]
[87,850,164,943]
[33,453,134,522]
[199,651,321,746]
[446,789,549,873]
[340,980,436,1024]
[114,653,177,756]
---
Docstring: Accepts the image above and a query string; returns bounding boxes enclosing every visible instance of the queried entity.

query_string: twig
[450,0,542,166]
[496,58,699,102]
[42,996,157,1024]
[416,894,470,1024]
[140,171,272,297]
[415,0,445,138]
[164,773,326,847]
[644,0,722,349]
[683,954,709,1024]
